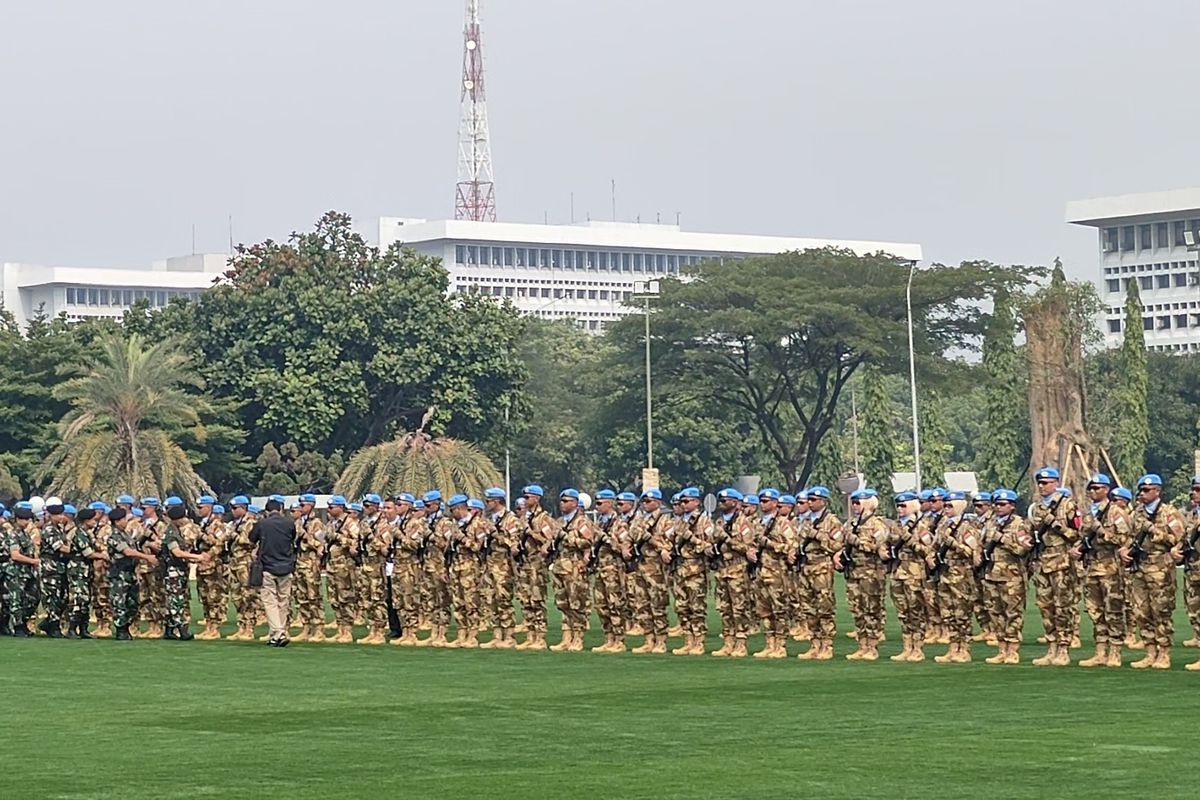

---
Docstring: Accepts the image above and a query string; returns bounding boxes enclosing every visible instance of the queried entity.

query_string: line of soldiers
[4,470,1200,669]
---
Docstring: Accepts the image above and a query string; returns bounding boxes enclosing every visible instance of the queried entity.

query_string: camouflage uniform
[194,513,229,630]
[0,519,12,630]
[425,511,457,636]
[448,512,488,645]
[795,508,840,657]
[390,513,425,641]
[1127,499,1185,657]
[39,520,71,632]
[980,513,1032,663]
[931,514,979,657]
[549,510,594,649]
[136,516,166,630]
[1026,490,1081,653]
[589,512,629,646]
[90,518,112,632]
[1077,498,1131,665]
[917,510,946,640]
[160,518,197,629]
[887,515,933,656]
[630,509,673,652]
[293,511,325,632]
[516,508,555,642]
[5,522,40,632]
[228,514,264,635]
[107,522,142,630]
[710,510,758,652]
[66,520,99,631]
[358,514,390,640]
[1182,504,1200,645]
[752,512,793,650]
[324,513,359,631]
[836,513,890,653]
[970,508,994,638]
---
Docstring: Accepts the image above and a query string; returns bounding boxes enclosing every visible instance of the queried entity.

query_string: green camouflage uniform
[66,521,98,628]
[39,520,71,629]
[107,524,142,628]
[161,519,197,628]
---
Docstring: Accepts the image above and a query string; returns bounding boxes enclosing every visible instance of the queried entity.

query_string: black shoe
[12,626,30,638]
[115,626,133,641]
[45,622,64,639]
[162,626,179,640]
[0,622,11,636]
[177,626,194,641]
[77,623,93,640]
[66,626,79,639]
[276,636,289,648]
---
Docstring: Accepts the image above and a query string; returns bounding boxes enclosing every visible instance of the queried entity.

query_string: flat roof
[6,264,222,289]
[1065,188,1200,227]
[375,218,923,262]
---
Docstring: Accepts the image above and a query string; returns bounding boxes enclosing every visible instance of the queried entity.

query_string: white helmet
[46,496,63,508]
[29,496,45,514]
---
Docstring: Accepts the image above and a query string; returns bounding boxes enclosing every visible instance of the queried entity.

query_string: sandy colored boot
[1033,643,1057,667]
[607,634,626,653]
[1131,644,1158,669]
[667,624,682,638]
[729,637,748,658]
[1152,646,1171,670]
[845,629,858,640]
[754,635,776,659]
[1184,637,1200,648]
[1104,643,1122,668]
[712,636,734,657]
[688,634,706,655]
[971,632,988,642]
[1079,643,1108,668]
[632,634,654,654]
[568,628,585,652]
[1126,633,1144,650]
[589,633,612,653]
[1051,642,1072,666]
[985,642,1007,665]
[891,635,912,662]
[813,638,833,660]
[796,639,821,660]
[195,622,220,641]
[529,630,548,650]
[289,626,311,643]
[1036,635,1048,645]
[1003,643,1021,664]
[952,643,972,663]
[846,641,864,661]
[673,633,695,655]
[226,623,250,642]
[793,625,811,642]
[461,627,481,649]
[1185,657,1200,671]
[859,638,879,661]
[550,628,572,652]
[481,627,504,649]
[627,623,644,636]
[93,623,112,638]
[934,643,957,664]
[493,628,516,649]
[905,638,925,663]
[650,633,667,654]
[357,627,385,645]
[304,624,324,643]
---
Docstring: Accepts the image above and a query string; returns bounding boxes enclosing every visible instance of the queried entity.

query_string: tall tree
[859,365,898,494]
[1111,279,1149,481]
[920,389,951,486]
[628,250,1028,486]
[977,289,1028,489]
[335,431,501,499]
[36,332,211,499]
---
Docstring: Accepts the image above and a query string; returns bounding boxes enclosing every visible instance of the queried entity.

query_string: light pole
[633,280,661,471]
[906,261,922,491]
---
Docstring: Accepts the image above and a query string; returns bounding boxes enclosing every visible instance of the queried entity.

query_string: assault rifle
[352,527,366,568]
[1127,504,1161,574]
[1181,524,1200,572]
[545,530,566,565]
[513,529,530,566]
[586,533,606,574]
[625,537,644,573]
[444,533,460,569]
[929,518,966,585]
[1079,503,1108,570]
[1028,495,1064,565]
[973,515,1014,580]
[749,516,777,577]
[836,519,862,580]
[479,530,493,564]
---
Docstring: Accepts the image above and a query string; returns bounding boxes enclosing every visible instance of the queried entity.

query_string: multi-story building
[1067,189,1200,352]
[0,254,227,330]
[364,217,923,332]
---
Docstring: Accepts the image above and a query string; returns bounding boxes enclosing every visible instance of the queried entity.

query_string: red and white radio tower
[455,0,497,222]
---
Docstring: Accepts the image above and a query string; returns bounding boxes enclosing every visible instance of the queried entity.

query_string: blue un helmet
[992,488,1018,505]
[522,485,545,498]
[467,498,485,511]
[1087,473,1113,489]
[447,494,469,508]
[617,491,638,503]
[595,489,617,502]
[1111,486,1133,502]
[807,486,830,500]
[641,488,662,501]
[717,487,743,502]
[230,495,250,508]
[679,487,701,499]
[484,487,507,500]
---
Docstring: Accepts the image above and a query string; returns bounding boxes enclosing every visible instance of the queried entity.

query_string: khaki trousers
[261,572,293,640]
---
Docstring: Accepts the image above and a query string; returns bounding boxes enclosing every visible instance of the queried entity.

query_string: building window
[599,290,610,300]
[1156,222,1169,248]
[1140,225,1152,249]
[156,291,167,306]
[622,253,631,272]
[1138,276,1152,291]
[1103,228,1119,251]
[66,287,76,304]
[1142,317,1153,331]
[1120,226,1135,251]
[1105,279,1119,293]
[456,245,466,264]
[1108,319,1121,333]
[86,288,97,305]
[1156,274,1170,289]
[1176,314,1188,329]
[1175,221,1189,246]
[1158,316,1171,330]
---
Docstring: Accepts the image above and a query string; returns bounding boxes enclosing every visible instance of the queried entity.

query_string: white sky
[3,0,1198,280]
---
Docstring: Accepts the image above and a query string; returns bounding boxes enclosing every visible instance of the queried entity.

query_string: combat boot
[513,620,528,634]
[890,635,912,662]
[905,638,925,662]
[194,623,218,641]
[814,638,833,660]
[443,627,463,648]
[1036,634,1048,645]
[495,628,517,649]
[550,628,572,652]
[796,639,821,660]
[226,624,250,642]
[668,624,683,638]
[632,634,654,654]
[289,626,311,643]
[177,625,195,641]
[1079,643,1108,668]
[934,643,957,664]
[1104,643,1122,668]
[1126,633,1144,650]
[332,624,354,644]
[730,637,748,658]
[1184,637,1200,648]
[952,643,973,663]
[845,642,863,660]
[672,633,693,655]
[460,628,481,649]
[985,642,1007,665]
[307,624,326,643]
[1051,642,1072,666]
[648,633,666,654]
[162,625,179,640]
[1032,643,1057,666]
[359,627,386,645]
[627,622,644,636]
[115,625,133,641]
[607,633,626,653]
[65,622,80,639]
[1185,657,1200,671]
[93,623,112,638]
[753,635,776,659]
[432,625,451,647]
[147,623,164,639]
[712,636,734,657]
[568,630,585,652]
[1003,643,1021,664]
[860,638,879,661]
[481,627,505,649]
[1131,644,1158,669]
[74,621,93,640]
[1152,646,1171,669]
[530,630,549,650]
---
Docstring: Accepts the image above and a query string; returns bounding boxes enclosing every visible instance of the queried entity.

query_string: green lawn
[2,582,1198,799]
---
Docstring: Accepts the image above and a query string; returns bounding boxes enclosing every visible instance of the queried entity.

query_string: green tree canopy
[1110,279,1149,482]
[335,432,502,499]
[977,289,1028,489]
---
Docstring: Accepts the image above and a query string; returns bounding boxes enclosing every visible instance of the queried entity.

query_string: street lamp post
[634,280,661,472]
[906,261,922,491]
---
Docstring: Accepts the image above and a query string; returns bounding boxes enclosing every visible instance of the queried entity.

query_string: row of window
[1103,220,1200,253]
[454,243,726,274]
[65,286,201,308]
[456,283,633,302]
[1106,301,1200,316]
[1109,315,1200,333]
[1102,261,1194,275]
[1105,273,1199,293]
[453,274,639,288]
[1149,343,1200,352]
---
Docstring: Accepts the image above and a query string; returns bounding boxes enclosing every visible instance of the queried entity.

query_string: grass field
[2,581,1198,799]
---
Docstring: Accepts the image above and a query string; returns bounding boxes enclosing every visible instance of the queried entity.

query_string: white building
[1,253,228,330]
[1067,189,1200,352]
[365,217,923,332]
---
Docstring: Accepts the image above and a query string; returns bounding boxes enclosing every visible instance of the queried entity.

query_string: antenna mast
[454,0,497,221]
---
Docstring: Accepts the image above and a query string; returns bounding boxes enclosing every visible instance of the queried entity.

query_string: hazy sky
[3,0,1199,280]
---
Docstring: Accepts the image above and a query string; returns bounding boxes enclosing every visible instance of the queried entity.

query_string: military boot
[792,623,811,642]
[530,630,549,650]
[65,621,80,639]
[845,629,858,640]
[550,628,572,652]
[308,624,326,643]
[627,622,645,636]
[161,625,179,640]
[730,637,748,658]
[93,623,112,638]
[668,624,683,638]
[1131,644,1158,669]
[480,627,504,649]
[1183,637,1200,648]
[177,625,195,641]
[361,627,387,645]
[115,625,133,641]
[905,638,925,662]
[753,635,775,658]
[147,622,164,639]
[711,636,734,657]
[568,629,586,652]
[860,638,880,661]
[890,635,912,662]
[632,634,654,654]
[1126,633,1144,650]
[289,626,311,643]
[1032,643,1057,666]
[462,627,482,649]
[332,624,354,644]
[494,628,517,649]
[953,642,973,663]
[1152,646,1171,669]
[73,622,93,640]
[194,623,218,641]
[934,643,957,664]
[796,639,821,660]
[814,638,834,660]
[1079,642,1107,667]
[845,641,864,660]
[226,624,250,642]
[1185,657,1200,671]
[1050,642,1072,666]
[649,634,667,654]
[1003,643,1021,664]
[1104,643,1122,668]
[985,642,1007,664]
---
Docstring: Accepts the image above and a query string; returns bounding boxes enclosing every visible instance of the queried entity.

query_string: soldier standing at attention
[479,488,521,649]
[886,492,932,662]
[615,492,643,637]
[1074,475,1131,668]
[161,498,207,640]
[969,492,994,644]
[134,497,167,639]
[514,486,554,650]
[547,488,592,652]
[193,496,228,641]
[929,492,979,663]
[388,493,423,646]
[788,491,812,643]
[588,489,630,653]
[835,489,891,661]
[792,487,839,660]
[980,489,1032,665]
[706,489,756,659]
[443,495,479,648]
[630,489,672,655]
[1122,474,1185,669]
[421,491,456,648]
[324,496,359,643]
[5,503,42,636]
[1179,476,1200,653]
[0,507,13,635]
[356,494,389,645]
[1026,467,1081,667]
[37,497,71,638]
[66,507,108,638]
[226,496,263,641]
[920,488,948,645]
[105,507,157,640]
[291,493,326,642]
[86,502,114,637]
[751,489,791,659]
[670,487,712,656]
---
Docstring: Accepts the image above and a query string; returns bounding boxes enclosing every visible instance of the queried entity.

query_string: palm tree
[36,333,212,499]
[335,430,502,500]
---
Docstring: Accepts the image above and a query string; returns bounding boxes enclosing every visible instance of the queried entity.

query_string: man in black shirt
[250,498,298,647]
